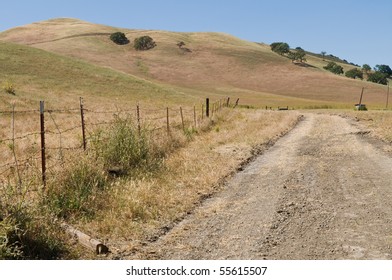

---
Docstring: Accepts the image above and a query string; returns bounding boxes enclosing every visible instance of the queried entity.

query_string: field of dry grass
[1,17,392,259]
[1,18,389,109]
[341,110,392,143]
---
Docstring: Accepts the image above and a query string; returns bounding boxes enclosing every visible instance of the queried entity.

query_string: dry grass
[341,110,392,143]
[3,17,391,259]
[1,18,389,108]
[77,108,301,258]
[1,102,300,259]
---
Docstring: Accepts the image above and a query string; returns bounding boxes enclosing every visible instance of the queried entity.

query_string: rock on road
[133,113,392,260]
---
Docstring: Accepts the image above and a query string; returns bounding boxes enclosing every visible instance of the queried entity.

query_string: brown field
[1,18,390,109]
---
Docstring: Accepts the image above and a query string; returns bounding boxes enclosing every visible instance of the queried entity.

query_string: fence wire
[0,97,231,186]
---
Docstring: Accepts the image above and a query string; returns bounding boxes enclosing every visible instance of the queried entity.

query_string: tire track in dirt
[130,113,392,260]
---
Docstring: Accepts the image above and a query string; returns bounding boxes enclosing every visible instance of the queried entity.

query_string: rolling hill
[0,18,389,108]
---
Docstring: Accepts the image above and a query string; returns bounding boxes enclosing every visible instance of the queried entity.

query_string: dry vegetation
[1,18,389,108]
[0,103,301,258]
[340,110,392,143]
[75,108,301,258]
[1,17,392,259]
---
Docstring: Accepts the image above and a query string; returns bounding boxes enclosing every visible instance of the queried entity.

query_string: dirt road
[132,113,392,260]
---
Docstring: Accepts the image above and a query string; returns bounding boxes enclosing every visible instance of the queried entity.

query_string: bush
[1,191,67,259]
[3,81,16,95]
[92,116,163,175]
[110,32,129,45]
[0,216,23,259]
[323,62,344,75]
[345,68,363,79]
[46,160,107,219]
[270,42,290,55]
[134,36,156,51]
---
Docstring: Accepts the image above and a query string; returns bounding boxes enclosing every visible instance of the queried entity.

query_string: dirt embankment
[126,114,392,260]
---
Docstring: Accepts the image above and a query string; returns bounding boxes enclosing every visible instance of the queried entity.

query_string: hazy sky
[1,0,391,68]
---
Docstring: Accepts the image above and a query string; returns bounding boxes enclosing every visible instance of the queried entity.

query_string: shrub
[3,81,16,95]
[323,62,344,75]
[134,36,156,51]
[46,160,107,219]
[110,32,129,45]
[0,216,23,259]
[345,68,363,79]
[1,190,67,259]
[92,116,163,175]
[270,42,290,55]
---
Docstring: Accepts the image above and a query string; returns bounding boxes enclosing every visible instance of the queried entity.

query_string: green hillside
[0,40,202,109]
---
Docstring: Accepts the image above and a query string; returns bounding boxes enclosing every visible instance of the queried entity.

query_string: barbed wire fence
[0,97,234,188]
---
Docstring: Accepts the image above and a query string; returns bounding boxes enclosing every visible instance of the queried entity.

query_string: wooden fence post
[234,98,239,108]
[226,97,230,107]
[166,107,170,135]
[193,105,197,128]
[136,103,141,136]
[40,101,46,187]
[180,107,185,131]
[80,97,86,151]
[201,104,204,121]
[206,98,210,118]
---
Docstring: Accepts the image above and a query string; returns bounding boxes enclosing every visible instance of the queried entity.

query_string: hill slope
[0,18,389,108]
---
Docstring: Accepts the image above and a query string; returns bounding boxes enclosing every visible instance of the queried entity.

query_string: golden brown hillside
[0,18,389,107]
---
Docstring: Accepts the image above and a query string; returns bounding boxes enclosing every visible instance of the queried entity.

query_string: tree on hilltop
[288,49,307,63]
[321,51,327,60]
[270,42,290,55]
[362,64,371,74]
[134,36,156,51]
[374,64,392,77]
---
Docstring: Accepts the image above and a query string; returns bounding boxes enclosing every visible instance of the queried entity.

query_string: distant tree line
[271,42,391,85]
[324,62,391,85]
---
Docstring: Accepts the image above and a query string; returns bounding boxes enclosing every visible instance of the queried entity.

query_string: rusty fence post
[206,98,210,118]
[136,103,141,136]
[193,105,197,128]
[80,97,86,151]
[166,107,170,136]
[180,107,185,132]
[40,101,46,187]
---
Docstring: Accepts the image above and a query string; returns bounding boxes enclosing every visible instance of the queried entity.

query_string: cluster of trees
[270,42,306,63]
[319,50,391,85]
[367,64,392,85]
[109,32,156,51]
[323,61,391,85]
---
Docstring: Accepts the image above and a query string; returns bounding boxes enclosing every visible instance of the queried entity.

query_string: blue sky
[1,0,391,68]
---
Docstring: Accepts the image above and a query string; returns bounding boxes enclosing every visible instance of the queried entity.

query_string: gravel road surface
[131,114,392,260]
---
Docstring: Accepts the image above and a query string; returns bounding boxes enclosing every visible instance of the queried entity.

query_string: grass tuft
[45,159,107,220]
